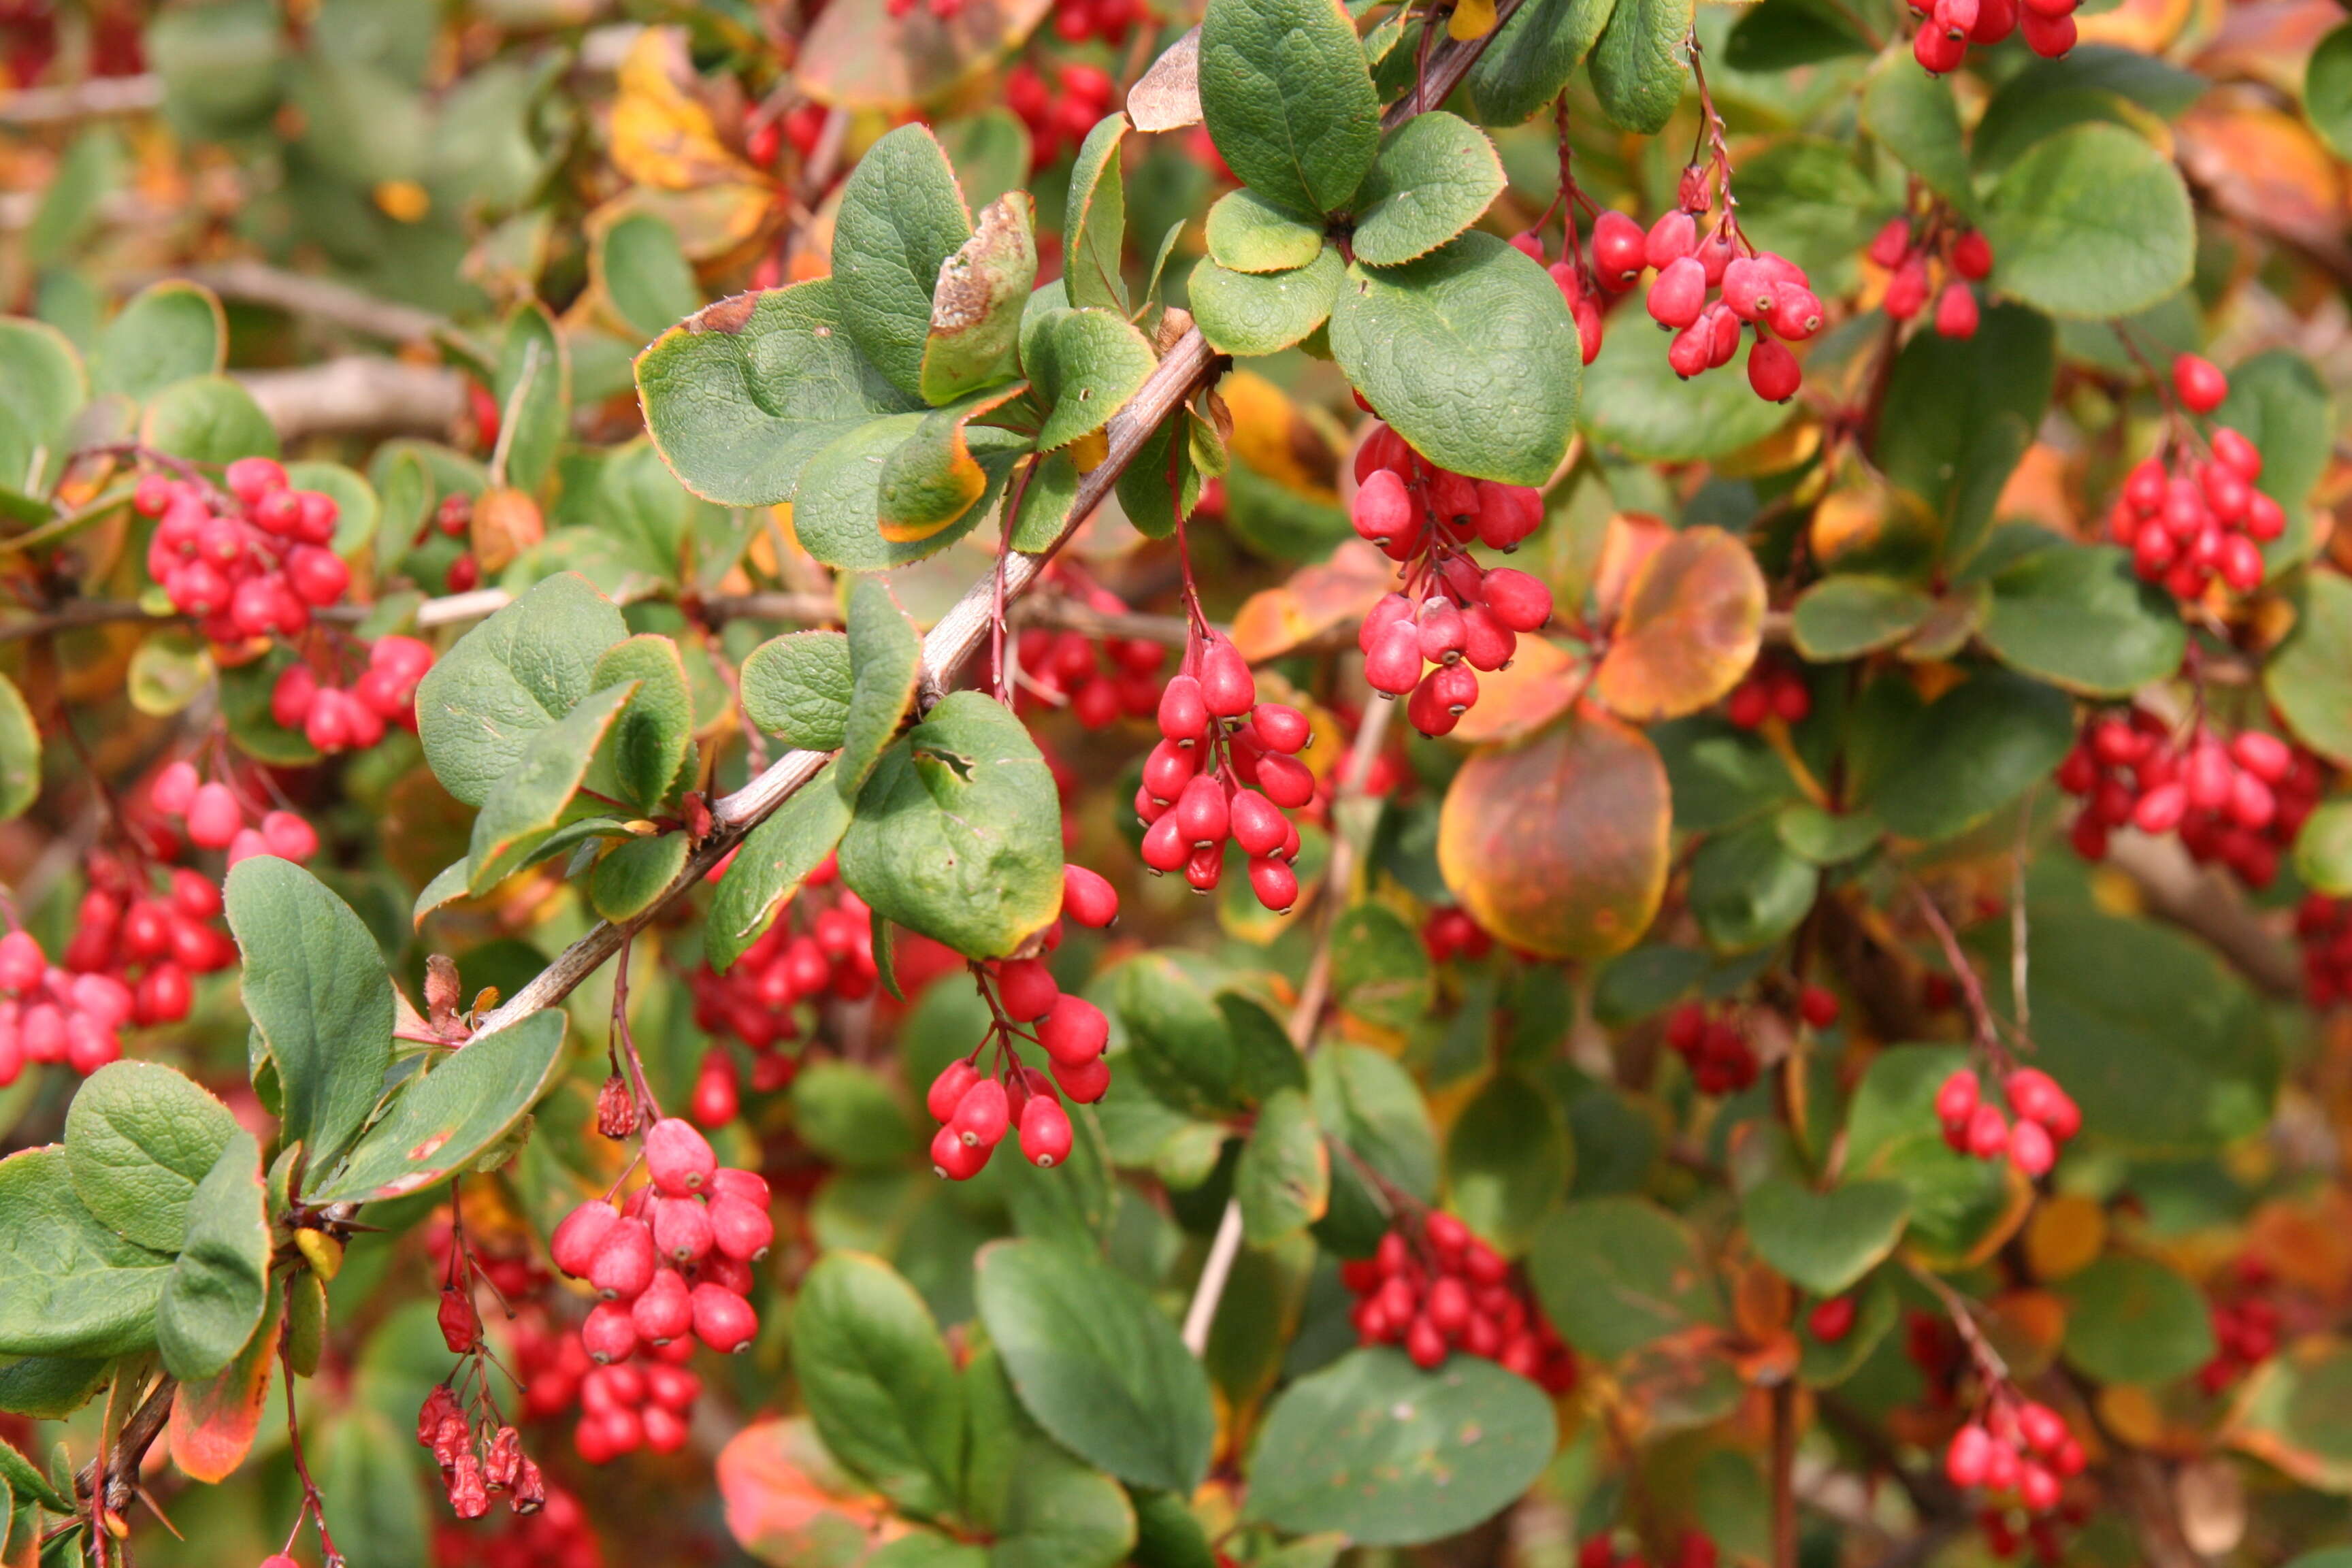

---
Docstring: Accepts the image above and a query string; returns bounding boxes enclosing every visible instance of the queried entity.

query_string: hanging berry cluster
[927,865,1118,1179]
[137,457,350,642]
[1943,1395,2087,1516]
[2056,710,2317,887]
[1662,1002,1760,1095]
[270,633,433,756]
[688,852,876,1079]
[1348,423,1555,738]
[1724,657,1812,729]
[1139,636,1315,909]
[2293,894,2352,1009]
[1013,570,1169,730]
[549,1120,771,1394]
[1933,1066,2078,1177]
[151,758,319,865]
[2197,1262,2282,1393]
[1909,0,2079,75]
[2103,355,2283,601]
[416,1384,546,1522]
[1341,1214,1578,1389]
[432,1484,604,1568]
[1867,214,1993,338]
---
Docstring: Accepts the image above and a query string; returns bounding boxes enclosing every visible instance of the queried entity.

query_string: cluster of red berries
[1138,640,1315,908]
[1579,1530,1720,1568]
[1507,230,1605,366]
[1661,1003,1759,1095]
[402,493,484,594]
[2197,1260,2283,1393]
[1006,62,1114,169]
[1868,215,1993,339]
[571,1356,705,1465]
[1725,658,1812,729]
[2293,894,2352,1008]
[269,634,433,754]
[1340,1214,1578,1390]
[416,1387,546,1520]
[433,1484,604,1568]
[1049,0,1146,44]
[2057,711,2317,887]
[689,853,876,1066]
[136,457,353,645]
[1944,1396,2087,1515]
[1348,425,1556,739]
[1588,174,1818,400]
[1933,1066,2078,1178]
[1908,0,2077,74]
[1419,906,1492,964]
[152,760,321,867]
[2103,359,2282,601]
[1014,579,1168,730]
[746,103,830,170]
[0,928,135,1079]
[927,866,1118,1179]
[502,1305,598,1424]
[548,1121,770,1394]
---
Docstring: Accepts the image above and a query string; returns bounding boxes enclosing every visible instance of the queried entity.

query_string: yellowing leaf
[1223,370,1341,501]
[1592,524,1767,721]
[2023,1194,2107,1282]
[1448,0,1499,39]
[1450,634,1584,743]
[168,1288,284,1484]
[1228,540,1394,662]
[718,1417,904,1565]
[612,29,770,192]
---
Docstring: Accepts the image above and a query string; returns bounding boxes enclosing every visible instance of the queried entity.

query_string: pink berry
[645,1117,717,1196]
[690,1283,757,1354]
[1019,1095,1074,1168]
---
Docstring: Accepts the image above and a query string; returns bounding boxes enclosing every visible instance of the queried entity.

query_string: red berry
[1808,1295,1857,1342]
[1038,994,1109,1068]
[645,1117,717,1196]
[995,957,1060,1021]
[587,1218,657,1301]
[927,1058,982,1122]
[932,1122,990,1179]
[1946,1424,1994,1488]
[551,1200,619,1277]
[1746,336,1801,402]
[630,1267,693,1343]
[581,1300,639,1365]
[690,1282,757,1354]
[1019,1094,1074,1167]
[952,1077,1011,1148]
[1591,210,1648,287]
[2172,354,2228,414]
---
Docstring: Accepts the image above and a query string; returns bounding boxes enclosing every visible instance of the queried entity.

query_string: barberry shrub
[0,1,2345,1567]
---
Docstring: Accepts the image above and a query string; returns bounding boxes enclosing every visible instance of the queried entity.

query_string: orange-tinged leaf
[168,1287,284,1484]
[1731,1256,1793,1343]
[1222,370,1342,500]
[611,30,770,192]
[1589,512,1672,622]
[2176,94,2351,262]
[1592,525,1767,721]
[1228,540,1394,662]
[471,487,544,575]
[797,0,1053,110]
[1450,634,1584,743]
[2076,0,2198,53]
[1437,707,1669,960]
[718,1418,905,1568]
[2023,1194,2108,1282]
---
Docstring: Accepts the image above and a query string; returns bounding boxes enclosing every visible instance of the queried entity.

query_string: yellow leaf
[2023,1194,2107,1281]
[612,29,768,192]
[1448,0,1499,38]
[1222,370,1341,502]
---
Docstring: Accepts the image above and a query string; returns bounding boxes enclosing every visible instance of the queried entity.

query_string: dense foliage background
[0,0,2349,1565]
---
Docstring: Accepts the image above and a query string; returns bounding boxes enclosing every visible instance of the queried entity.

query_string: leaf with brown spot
[919,193,1036,405]
[168,1285,283,1483]
[1228,540,1394,662]
[717,1417,906,1567]
[1592,525,1766,721]
[1437,708,1669,960]
[796,0,1053,111]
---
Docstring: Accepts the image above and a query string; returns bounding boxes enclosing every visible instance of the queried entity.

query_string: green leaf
[1029,308,1158,453]
[1330,903,1433,1028]
[1467,0,1617,125]
[1312,1044,1439,1201]
[1243,1348,1557,1546]
[1188,250,1343,357]
[1330,232,1580,486]
[1741,1176,1908,1296]
[2061,1254,2215,1386]
[0,673,41,823]
[2267,572,2352,767]
[591,635,695,814]
[1529,1196,1721,1360]
[1688,819,1818,953]
[0,1356,109,1420]
[2215,349,2334,570]
[1064,116,1130,313]
[838,692,1064,960]
[740,631,853,749]
[140,375,278,464]
[0,1436,69,1514]
[833,124,976,402]
[1775,802,1881,865]
[837,577,924,803]
[793,412,996,571]
[1236,1088,1330,1245]
[1840,1045,2013,1266]
[791,1063,920,1170]
[95,282,225,401]
[1789,576,1937,660]
[493,303,568,495]
[317,1409,430,1568]
[62,1062,239,1254]
[597,212,700,342]
[975,1238,1215,1493]
[1444,1070,1570,1256]
[793,1251,964,1519]
[0,1146,172,1358]
[1205,189,1326,274]
[962,1345,1139,1568]
[0,319,84,497]
[1860,50,1974,216]
[588,832,691,923]
[309,1009,568,1203]
[1723,0,1872,69]
[224,858,396,1175]
[1873,303,2055,565]
[1984,124,2193,320]
[1799,1272,1899,1389]
[1590,0,1692,134]
[879,388,1030,543]
[636,281,924,508]
[1979,540,2185,696]
[1198,0,1381,218]
[1860,669,2074,843]
[1350,112,1505,267]
[1116,411,1205,541]
[708,771,856,972]
[1580,312,1788,461]
[2308,23,2352,160]
[2295,800,2352,895]
[415,572,629,806]
[466,681,638,892]
[155,1131,269,1382]
[1113,956,1243,1116]
[921,195,1038,406]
